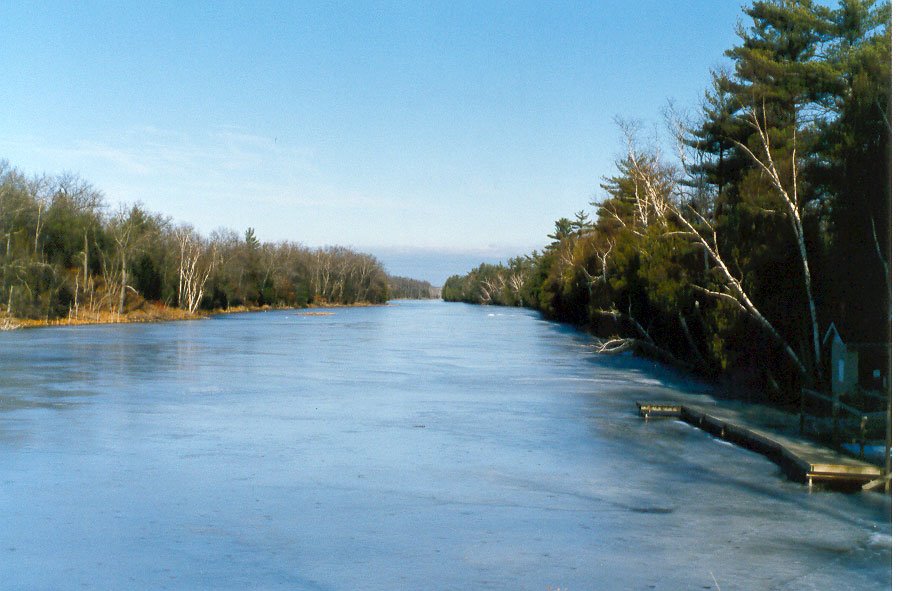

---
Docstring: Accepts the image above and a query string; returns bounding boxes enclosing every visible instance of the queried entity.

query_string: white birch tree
[175,226,218,313]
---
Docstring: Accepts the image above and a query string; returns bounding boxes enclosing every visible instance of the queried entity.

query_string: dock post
[859,416,867,459]
[886,401,892,494]
[831,389,840,446]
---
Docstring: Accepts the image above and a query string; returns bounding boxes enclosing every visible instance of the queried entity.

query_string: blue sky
[0,1,748,283]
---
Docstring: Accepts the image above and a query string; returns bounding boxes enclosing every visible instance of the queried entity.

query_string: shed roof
[824,322,890,349]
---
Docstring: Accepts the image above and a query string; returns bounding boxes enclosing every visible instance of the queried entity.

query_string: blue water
[0,300,890,589]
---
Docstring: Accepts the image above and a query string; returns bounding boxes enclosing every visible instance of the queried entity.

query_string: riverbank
[1,303,197,330]
[0,300,390,331]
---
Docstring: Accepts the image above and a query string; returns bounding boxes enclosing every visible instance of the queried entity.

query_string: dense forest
[444,0,891,405]
[388,275,438,300]
[0,161,435,325]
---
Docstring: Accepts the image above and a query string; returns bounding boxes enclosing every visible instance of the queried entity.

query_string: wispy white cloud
[0,125,445,248]
[0,125,545,250]
[1,125,393,205]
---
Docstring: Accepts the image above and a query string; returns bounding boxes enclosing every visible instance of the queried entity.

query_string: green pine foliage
[443,0,891,406]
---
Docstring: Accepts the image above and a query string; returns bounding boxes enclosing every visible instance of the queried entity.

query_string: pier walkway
[637,402,885,490]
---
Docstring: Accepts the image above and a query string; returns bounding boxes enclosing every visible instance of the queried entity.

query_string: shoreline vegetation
[0,299,390,331]
[442,1,890,418]
[0,156,436,331]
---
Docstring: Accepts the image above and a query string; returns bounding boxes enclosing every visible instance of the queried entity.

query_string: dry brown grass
[5,302,200,329]
[2,300,386,330]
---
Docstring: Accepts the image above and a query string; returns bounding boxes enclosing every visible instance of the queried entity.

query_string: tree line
[0,162,433,323]
[444,0,890,405]
[388,275,438,300]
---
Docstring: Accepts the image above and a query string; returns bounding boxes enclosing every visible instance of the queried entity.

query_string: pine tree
[822,0,891,341]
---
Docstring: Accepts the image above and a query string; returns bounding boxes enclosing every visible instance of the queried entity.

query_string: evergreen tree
[822,0,891,341]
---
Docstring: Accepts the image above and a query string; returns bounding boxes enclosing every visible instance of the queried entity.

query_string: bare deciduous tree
[175,226,218,314]
[729,100,821,380]
[612,116,815,382]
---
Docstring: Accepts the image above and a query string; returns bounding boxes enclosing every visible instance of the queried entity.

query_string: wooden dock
[636,402,885,490]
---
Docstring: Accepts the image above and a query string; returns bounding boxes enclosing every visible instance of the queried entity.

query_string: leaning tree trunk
[731,104,822,384]
[118,254,127,316]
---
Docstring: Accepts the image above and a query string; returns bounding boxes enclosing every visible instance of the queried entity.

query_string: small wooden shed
[823,323,889,395]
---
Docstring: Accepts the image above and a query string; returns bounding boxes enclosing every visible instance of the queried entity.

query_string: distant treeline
[444,0,891,405]
[388,275,437,299]
[0,162,432,321]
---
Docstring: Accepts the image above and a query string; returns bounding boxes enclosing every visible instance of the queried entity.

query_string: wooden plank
[862,476,891,491]
[641,401,884,489]
[636,402,682,418]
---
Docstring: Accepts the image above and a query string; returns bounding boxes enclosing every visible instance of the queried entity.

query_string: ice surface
[0,300,890,590]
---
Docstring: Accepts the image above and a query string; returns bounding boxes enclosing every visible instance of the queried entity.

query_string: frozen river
[0,300,890,589]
